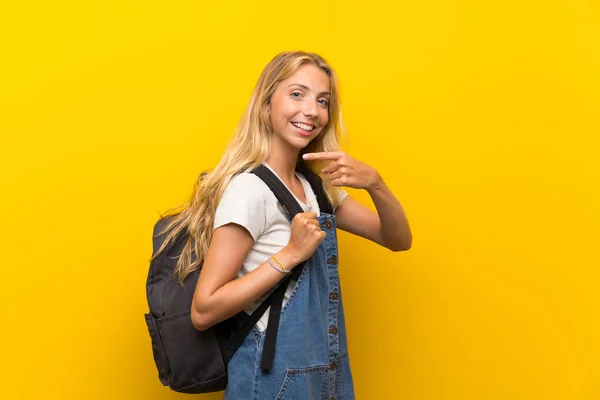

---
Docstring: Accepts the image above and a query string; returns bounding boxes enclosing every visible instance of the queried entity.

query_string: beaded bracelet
[268,257,291,275]
[271,255,290,274]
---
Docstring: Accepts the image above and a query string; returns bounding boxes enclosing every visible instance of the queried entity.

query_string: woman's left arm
[303,152,412,252]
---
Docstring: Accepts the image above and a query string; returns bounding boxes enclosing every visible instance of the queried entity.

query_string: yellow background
[2,0,599,399]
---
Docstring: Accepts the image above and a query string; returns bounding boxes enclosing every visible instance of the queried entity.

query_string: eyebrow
[288,83,331,97]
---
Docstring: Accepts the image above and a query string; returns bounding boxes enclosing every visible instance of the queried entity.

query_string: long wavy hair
[152,51,346,283]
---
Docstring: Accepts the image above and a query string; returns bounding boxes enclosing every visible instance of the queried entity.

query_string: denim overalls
[224,213,355,400]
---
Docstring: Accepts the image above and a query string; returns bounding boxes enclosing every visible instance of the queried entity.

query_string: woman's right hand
[284,212,326,265]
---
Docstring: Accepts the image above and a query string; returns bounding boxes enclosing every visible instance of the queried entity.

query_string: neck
[265,138,301,183]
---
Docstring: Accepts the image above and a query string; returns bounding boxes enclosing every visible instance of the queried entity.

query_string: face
[268,63,331,151]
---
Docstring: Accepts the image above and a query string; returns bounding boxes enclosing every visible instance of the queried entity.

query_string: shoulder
[225,172,269,193]
[214,172,277,240]
[220,172,276,205]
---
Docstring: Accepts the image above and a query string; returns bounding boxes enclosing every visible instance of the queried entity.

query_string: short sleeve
[213,174,269,241]
[333,187,349,213]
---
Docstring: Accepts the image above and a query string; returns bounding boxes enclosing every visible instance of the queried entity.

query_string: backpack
[144,163,333,393]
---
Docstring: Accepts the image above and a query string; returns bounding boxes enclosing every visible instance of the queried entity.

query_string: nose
[303,99,318,118]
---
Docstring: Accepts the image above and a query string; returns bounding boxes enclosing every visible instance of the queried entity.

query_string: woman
[156,51,412,399]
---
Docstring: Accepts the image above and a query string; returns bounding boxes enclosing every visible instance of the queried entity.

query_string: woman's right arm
[190,212,325,331]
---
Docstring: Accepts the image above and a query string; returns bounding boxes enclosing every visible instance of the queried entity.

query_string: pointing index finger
[302,152,344,161]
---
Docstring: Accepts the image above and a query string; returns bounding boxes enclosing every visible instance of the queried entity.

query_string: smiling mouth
[291,122,315,132]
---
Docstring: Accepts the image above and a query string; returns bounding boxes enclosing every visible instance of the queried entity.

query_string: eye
[290,91,303,99]
[318,99,329,107]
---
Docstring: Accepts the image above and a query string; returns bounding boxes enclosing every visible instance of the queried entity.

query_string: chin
[286,135,315,150]
[296,135,317,148]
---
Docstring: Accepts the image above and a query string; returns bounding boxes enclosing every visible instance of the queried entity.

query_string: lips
[290,122,317,137]
[291,121,315,131]
[290,122,315,137]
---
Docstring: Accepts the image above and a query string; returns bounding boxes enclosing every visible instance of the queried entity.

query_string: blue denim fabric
[224,213,355,400]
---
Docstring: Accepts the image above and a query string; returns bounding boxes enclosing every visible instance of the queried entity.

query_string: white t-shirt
[213,163,348,332]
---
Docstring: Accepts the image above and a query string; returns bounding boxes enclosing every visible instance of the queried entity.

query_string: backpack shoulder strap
[251,164,305,216]
[227,163,332,370]
[219,165,335,370]
[251,163,333,215]
[295,162,333,214]
[248,164,311,370]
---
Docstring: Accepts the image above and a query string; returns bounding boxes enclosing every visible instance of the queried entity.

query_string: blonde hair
[152,51,346,282]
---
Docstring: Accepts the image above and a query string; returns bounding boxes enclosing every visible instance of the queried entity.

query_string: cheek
[272,100,296,123]
[320,109,330,126]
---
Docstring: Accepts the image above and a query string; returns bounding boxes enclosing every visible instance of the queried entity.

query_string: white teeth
[292,122,314,131]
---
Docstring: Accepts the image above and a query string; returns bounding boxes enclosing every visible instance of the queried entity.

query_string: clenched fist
[285,212,326,264]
